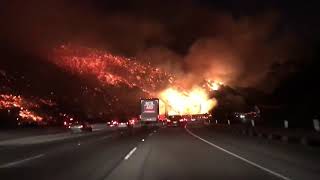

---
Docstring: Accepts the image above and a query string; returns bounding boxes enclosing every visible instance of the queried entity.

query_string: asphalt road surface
[0,125,319,180]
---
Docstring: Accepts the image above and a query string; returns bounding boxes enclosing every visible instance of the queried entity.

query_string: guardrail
[207,120,320,147]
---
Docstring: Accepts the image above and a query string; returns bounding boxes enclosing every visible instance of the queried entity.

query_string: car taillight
[79,125,83,128]
[179,119,184,122]
[167,119,171,122]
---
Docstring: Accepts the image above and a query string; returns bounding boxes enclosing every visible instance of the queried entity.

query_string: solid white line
[185,127,291,180]
[149,133,153,136]
[124,147,137,160]
[93,128,107,131]
[0,154,45,168]
[100,135,112,140]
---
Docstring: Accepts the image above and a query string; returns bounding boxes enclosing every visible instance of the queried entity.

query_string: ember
[51,44,173,94]
[0,94,51,122]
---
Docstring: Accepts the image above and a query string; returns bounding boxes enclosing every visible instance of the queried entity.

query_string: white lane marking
[0,154,45,168]
[100,135,112,140]
[124,147,137,160]
[93,128,107,131]
[185,127,291,180]
[149,133,153,136]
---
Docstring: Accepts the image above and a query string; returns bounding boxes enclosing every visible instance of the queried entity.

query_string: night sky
[1,0,320,120]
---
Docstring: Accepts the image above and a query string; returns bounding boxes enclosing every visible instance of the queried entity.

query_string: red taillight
[167,119,171,122]
[179,119,184,122]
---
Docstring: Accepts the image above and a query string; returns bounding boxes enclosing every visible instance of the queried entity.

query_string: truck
[140,98,159,122]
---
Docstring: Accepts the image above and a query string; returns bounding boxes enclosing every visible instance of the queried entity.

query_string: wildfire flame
[50,44,219,116]
[205,80,223,91]
[159,87,217,115]
[0,94,50,122]
[51,44,172,94]
[19,109,42,122]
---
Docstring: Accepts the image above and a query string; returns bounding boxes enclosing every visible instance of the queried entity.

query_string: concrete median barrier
[0,124,115,145]
[209,123,320,147]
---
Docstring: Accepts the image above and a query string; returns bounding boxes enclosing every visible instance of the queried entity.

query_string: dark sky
[0,0,319,119]
[1,0,319,92]
[1,0,319,54]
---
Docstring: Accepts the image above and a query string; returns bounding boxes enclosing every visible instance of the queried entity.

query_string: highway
[0,124,319,180]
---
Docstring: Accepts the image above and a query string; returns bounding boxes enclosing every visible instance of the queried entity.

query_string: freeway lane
[106,126,319,180]
[0,128,152,180]
[1,125,319,180]
[188,126,320,180]
[0,128,118,165]
[106,127,281,180]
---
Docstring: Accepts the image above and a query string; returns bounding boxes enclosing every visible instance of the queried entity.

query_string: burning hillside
[0,94,56,122]
[50,44,173,95]
[49,44,219,116]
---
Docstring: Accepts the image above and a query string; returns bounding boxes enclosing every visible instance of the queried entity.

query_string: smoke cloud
[1,0,315,92]
[183,12,297,90]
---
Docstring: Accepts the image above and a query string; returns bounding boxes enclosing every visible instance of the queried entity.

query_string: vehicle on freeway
[117,121,129,129]
[107,120,119,127]
[69,122,93,133]
[140,98,159,123]
[166,115,186,127]
[116,120,134,136]
[166,119,179,127]
[114,115,131,129]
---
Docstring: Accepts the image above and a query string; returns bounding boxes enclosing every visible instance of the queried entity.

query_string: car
[69,121,92,133]
[166,116,182,127]
[116,121,133,135]
[166,119,179,127]
[107,120,119,127]
[117,121,129,129]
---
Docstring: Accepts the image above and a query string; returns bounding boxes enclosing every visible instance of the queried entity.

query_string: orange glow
[159,87,217,116]
[51,44,173,94]
[205,80,223,91]
[0,94,44,122]
[209,82,220,91]
[19,109,43,121]
[0,94,24,109]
